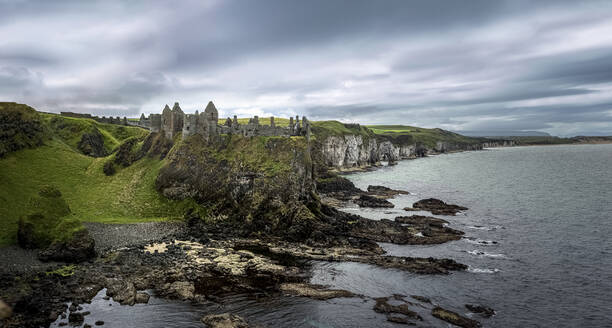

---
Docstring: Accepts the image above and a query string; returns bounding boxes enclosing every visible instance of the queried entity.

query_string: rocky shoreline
[0,177,493,328]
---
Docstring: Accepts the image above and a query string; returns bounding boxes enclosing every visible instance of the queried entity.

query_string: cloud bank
[1,0,612,136]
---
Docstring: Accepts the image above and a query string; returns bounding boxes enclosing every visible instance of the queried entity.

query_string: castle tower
[171,102,184,137]
[270,116,275,127]
[204,101,219,136]
[161,104,172,138]
[150,114,162,133]
[182,114,199,138]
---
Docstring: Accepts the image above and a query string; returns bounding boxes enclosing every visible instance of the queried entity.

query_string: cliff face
[156,134,319,239]
[319,135,379,168]
[317,135,487,170]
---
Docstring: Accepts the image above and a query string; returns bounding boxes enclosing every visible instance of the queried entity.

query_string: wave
[463,237,499,246]
[466,250,507,258]
[466,225,503,231]
[468,267,501,274]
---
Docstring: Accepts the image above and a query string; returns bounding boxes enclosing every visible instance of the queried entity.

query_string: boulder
[201,313,249,328]
[354,194,394,208]
[135,292,150,304]
[77,127,107,157]
[105,279,136,305]
[465,304,495,318]
[279,283,354,300]
[160,281,195,301]
[38,229,96,263]
[412,198,467,215]
[432,306,481,328]
[68,312,84,325]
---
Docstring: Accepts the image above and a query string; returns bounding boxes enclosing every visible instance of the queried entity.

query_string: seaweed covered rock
[432,306,481,328]
[16,186,95,262]
[77,126,107,157]
[413,198,468,215]
[201,313,249,328]
[355,194,394,208]
[0,102,45,157]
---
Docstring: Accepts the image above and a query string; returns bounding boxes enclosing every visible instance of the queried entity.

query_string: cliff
[312,122,489,170]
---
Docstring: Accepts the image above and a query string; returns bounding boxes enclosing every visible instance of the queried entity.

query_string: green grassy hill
[367,125,484,148]
[0,104,196,246]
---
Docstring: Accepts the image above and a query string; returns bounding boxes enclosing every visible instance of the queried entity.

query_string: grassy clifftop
[367,125,484,148]
[311,121,375,139]
[0,104,197,246]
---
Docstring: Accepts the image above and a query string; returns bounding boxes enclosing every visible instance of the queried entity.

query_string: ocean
[51,144,612,327]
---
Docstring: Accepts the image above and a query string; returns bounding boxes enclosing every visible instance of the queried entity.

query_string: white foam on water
[468,267,501,274]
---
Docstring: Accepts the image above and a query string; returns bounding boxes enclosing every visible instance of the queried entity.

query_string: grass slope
[0,109,197,246]
[367,125,482,148]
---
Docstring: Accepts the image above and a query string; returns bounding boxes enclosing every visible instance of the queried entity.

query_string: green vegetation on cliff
[367,125,483,148]
[17,186,84,249]
[0,104,199,246]
[0,102,45,157]
[311,121,375,139]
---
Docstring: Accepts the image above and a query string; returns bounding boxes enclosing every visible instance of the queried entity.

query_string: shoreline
[332,141,612,175]
[1,178,482,328]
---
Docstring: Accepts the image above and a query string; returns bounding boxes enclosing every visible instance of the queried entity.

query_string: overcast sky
[2,0,612,136]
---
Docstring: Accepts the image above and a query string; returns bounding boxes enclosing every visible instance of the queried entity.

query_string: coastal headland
[0,101,606,327]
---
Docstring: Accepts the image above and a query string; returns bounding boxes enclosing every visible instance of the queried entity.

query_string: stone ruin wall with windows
[137,101,311,141]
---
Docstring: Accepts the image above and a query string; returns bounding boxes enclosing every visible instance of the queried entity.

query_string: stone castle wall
[139,101,311,141]
[60,112,129,126]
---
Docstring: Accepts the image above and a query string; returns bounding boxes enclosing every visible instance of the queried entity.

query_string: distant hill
[456,130,551,137]
[366,125,486,148]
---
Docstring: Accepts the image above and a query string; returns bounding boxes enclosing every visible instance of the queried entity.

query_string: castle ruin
[137,101,311,141]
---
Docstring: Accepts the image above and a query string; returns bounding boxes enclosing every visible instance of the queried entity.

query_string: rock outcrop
[316,133,483,171]
[412,198,468,216]
[77,127,107,157]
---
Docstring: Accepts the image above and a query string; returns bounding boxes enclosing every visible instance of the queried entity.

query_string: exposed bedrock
[412,198,468,216]
[317,134,484,170]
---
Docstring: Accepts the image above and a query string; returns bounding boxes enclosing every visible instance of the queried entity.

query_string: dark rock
[84,324,92,328]
[59,322,68,326]
[373,297,422,320]
[105,278,136,305]
[201,313,249,328]
[102,161,115,176]
[0,102,45,158]
[432,306,481,328]
[410,295,431,303]
[95,320,104,326]
[68,312,84,325]
[280,283,355,300]
[316,175,360,194]
[367,185,409,197]
[77,127,107,157]
[38,229,96,263]
[68,304,77,312]
[465,304,496,318]
[413,198,468,216]
[348,216,462,245]
[355,194,394,208]
[395,215,448,227]
[387,315,415,325]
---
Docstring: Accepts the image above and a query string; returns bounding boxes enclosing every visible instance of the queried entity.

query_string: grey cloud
[1,0,612,135]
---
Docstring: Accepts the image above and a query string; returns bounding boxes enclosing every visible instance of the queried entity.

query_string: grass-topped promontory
[367,124,483,148]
